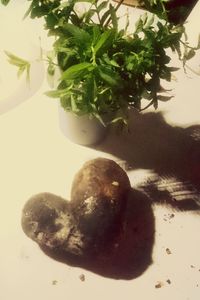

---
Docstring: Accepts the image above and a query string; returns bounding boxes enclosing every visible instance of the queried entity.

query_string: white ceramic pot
[58,105,108,146]
[47,69,107,145]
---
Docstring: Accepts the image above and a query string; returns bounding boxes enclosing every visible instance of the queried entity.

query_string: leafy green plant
[3,0,200,125]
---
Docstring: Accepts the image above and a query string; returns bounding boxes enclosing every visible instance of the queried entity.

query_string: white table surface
[1,1,200,300]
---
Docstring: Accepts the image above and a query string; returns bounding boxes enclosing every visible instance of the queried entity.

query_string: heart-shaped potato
[21,158,131,257]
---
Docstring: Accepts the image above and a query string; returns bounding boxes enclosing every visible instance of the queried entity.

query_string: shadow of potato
[41,189,155,280]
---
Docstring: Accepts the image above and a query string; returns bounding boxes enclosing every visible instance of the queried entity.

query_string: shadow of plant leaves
[94,110,200,210]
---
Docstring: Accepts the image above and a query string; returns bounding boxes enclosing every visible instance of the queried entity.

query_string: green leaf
[23,1,35,19]
[84,9,96,23]
[30,6,47,19]
[141,12,148,26]
[60,96,71,111]
[70,13,82,27]
[71,95,80,113]
[93,29,115,56]
[62,23,91,46]
[92,25,101,45]
[102,54,120,68]
[97,1,108,13]
[46,13,58,29]
[61,62,92,80]
[45,86,73,98]
[109,3,118,30]
[93,112,106,126]
[100,9,111,26]
[98,66,119,86]
[134,17,144,34]
[145,15,155,28]
[83,76,97,108]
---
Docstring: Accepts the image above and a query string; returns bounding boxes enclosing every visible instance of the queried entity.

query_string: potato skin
[21,193,85,256]
[70,158,131,249]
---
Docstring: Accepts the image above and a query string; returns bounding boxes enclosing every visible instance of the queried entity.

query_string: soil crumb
[166,248,172,255]
[155,281,164,288]
[79,274,85,282]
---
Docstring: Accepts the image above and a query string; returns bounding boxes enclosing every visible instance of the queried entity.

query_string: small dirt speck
[166,279,171,285]
[163,213,175,222]
[79,274,85,282]
[166,248,172,255]
[52,280,58,285]
[190,265,195,268]
[155,281,164,289]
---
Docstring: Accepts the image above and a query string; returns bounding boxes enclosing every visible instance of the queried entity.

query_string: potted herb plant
[2,0,200,145]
